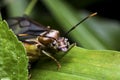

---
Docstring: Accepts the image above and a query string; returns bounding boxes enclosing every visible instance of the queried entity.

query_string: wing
[7,17,49,41]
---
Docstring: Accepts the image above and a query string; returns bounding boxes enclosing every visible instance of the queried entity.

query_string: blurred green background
[0,0,120,51]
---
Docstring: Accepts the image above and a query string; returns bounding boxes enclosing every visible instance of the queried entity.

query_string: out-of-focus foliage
[42,0,120,50]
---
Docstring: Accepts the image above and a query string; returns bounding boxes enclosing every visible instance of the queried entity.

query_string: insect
[7,12,97,69]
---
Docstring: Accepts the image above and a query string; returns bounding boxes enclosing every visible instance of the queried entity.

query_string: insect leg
[42,50,61,70]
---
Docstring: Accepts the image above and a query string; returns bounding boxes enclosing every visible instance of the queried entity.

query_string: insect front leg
[66,43,76,52]
[42,50,61,70]
[57,43,76,59]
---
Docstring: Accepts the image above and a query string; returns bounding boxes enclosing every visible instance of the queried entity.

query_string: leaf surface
[0,18,28,80]
[30,46,120,80]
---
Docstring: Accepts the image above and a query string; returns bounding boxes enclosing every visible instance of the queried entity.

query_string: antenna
[64,12,97,37]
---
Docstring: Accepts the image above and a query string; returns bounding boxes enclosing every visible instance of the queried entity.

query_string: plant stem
[24,0,37,16]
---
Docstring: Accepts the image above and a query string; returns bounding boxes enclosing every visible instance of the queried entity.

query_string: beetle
[7,12,97,69]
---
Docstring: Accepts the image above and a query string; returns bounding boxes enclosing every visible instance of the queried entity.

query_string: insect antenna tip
[89,12,97,17]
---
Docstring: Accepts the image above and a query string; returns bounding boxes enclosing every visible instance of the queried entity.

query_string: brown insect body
[8,12,97,69]
[23,28,70,69]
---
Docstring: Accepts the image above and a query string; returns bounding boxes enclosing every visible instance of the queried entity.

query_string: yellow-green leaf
[30,46,120,80]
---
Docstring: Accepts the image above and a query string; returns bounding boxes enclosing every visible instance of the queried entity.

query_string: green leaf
[0,18,28,79]
[84,17,120,50]
[30,46,120,80]
[7,0,28,17]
